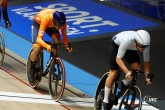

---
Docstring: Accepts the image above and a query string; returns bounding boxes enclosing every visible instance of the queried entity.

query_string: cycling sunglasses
[134,40,149,48]
[55,21,63,27]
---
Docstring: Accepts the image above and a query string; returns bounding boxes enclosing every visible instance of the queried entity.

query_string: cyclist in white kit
[101,30,153,110]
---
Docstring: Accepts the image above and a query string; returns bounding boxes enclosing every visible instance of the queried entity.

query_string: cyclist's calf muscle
[105,70,118,88]
[30,46,42,62]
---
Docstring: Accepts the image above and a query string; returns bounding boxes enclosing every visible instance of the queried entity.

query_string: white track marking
[0,91,159,109]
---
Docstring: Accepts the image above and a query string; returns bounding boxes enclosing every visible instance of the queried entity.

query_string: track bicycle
[0,32,5,67]
[94,69,154,110]
[26,42,66,101]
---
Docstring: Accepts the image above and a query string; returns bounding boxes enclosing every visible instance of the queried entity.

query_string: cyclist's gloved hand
[5,21,11,28]
[46,45,51,52]
[145,73,154,85]
[125,71,132,79]
[64,43,72,53]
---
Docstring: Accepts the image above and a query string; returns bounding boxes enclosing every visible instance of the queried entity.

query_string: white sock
[103,86,111,103]
[122,78,132,85]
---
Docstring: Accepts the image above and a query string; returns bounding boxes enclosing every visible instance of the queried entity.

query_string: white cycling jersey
[113,30,150,61]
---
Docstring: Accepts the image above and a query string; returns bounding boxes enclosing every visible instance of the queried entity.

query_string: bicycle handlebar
[132,69,154,82]
[45,41,62,47]
[44,41,62,56]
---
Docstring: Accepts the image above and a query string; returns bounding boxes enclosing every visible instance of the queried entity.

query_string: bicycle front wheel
[119,86,142,110]
[0,33,5,67]
[48,57,66,102]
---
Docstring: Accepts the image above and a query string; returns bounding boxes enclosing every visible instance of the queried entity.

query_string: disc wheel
[26,49,42,88]
[0,33,5,67]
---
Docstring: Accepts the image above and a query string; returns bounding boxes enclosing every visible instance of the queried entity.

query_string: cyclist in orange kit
[29,9,72,82]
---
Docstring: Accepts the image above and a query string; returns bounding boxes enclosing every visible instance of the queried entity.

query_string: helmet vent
[136,32,144,45]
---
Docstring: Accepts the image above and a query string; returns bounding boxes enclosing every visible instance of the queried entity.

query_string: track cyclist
[101,30,153,110]
[29,8,72,82]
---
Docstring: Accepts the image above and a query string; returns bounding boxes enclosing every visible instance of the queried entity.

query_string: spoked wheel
[94,72,115,110]
[0,33,5,67]
[26,48,43,88]
[48,57,66,102]
[119,86,142,110]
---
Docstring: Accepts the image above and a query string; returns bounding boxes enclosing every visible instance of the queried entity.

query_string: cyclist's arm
[116,57,129,73]
[144,61,150,76]
[116,43,129,73]
[144,61,152,85]
[143,46,150,76]
[61,23,69,45]
[36,24,50,49]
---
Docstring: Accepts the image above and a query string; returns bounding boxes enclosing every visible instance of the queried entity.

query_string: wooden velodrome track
[0,49,158,110]
[0,49,93,110]
[1,0,163,109]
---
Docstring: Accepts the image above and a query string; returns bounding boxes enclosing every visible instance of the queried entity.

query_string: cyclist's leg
[30,45,42,63]
[52,33,60,43]
[29,20,42,82]
[46,27,60,43]
[30,20,41,63]
[28,45,42,82]
[104,70,118,102]
[101,39,119,110]
[124,50,141,71]
[131,63,141,70]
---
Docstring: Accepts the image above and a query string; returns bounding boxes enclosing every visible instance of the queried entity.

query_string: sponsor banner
[5,0,158,41]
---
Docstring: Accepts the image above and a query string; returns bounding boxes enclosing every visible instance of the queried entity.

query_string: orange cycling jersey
[33,9,68,49]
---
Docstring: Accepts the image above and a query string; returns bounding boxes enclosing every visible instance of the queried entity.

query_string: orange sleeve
[36,22,49,49]
[61,23,68,45]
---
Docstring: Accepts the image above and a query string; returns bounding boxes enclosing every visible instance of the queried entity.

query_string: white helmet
[135,30,150,48]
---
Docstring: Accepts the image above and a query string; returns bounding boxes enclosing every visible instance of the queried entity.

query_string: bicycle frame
[112,70,143,105]
[41,42,61,76]
[94,69,154,110]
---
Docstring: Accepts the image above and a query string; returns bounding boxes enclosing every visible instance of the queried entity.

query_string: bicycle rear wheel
[26,48,43,88]
[94,72,115,110]
[48,57,66,102]
[119,86,142,110]
[0,33,5,67]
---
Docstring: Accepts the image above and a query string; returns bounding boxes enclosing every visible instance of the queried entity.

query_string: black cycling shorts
[109,39,140,70]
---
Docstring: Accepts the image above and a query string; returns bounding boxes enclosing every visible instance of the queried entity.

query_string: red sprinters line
[1,67,71,110]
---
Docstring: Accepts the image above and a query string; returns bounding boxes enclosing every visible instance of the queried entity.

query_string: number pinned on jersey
[39,30,44,36]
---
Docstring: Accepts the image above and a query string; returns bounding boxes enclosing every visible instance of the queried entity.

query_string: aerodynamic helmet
[134,30,150,48]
